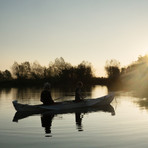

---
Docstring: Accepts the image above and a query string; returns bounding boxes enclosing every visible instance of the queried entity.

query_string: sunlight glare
[141,49,148,57]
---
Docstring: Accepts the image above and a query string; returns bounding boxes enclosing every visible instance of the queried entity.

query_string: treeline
[120,55,148,96]
[0,57,100,86]
[1,55,148,93]
[0,70,12,81]
[104,55,148,96]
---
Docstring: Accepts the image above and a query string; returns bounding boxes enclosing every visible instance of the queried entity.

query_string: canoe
[12,93,114,112]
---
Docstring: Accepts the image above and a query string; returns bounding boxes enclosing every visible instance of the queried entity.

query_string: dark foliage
[0,57,97,87]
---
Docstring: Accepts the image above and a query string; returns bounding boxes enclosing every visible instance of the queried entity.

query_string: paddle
[54,95,88,101]
[54,97,65,100]
[54,94,75,100]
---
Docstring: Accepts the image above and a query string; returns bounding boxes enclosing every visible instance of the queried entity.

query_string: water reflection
[41,113,54,137]
[75,112,83,132]
[135,98,148,110]
[4,85,148,147]
[13,105,115,137]
[117,90,148,111]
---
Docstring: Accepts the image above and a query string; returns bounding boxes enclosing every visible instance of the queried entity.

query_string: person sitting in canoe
[75,81,84,102]
[40,82,54,105]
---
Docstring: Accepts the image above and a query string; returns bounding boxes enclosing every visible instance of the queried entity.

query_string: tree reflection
[135,98,148,111]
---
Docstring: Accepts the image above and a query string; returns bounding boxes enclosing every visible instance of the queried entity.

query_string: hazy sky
[1,0,148,76]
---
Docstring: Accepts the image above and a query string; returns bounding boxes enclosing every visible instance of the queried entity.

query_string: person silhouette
[75,81,84,102]
[40,82,54,105]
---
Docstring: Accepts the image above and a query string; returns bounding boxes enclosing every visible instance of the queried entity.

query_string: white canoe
[12,93,114,112]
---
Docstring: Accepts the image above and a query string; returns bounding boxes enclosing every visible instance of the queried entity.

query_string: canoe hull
[12,93,114,112]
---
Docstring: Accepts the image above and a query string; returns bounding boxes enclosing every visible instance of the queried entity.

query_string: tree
[52,57,71,75]
[11,61,31,79]
[76,61,94,82]
[120,55,148,94]
[12,62,20,79]
[105,59,120,81]
[0,71,4,81]
[3,70,12,80]
[21,62,31,79]
[31,61,45,79]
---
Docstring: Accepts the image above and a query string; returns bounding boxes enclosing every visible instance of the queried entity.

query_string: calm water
[0,85,148,148]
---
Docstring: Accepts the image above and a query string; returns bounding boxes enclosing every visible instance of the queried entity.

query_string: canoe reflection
[13,105,115,136]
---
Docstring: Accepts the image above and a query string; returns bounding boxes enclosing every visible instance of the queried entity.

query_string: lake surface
[0,85,148,148]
